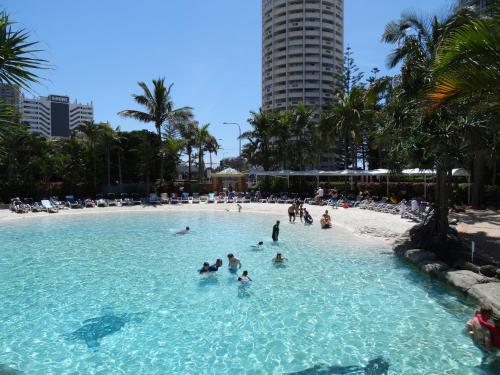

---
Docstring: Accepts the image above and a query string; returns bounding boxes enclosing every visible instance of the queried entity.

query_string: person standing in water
[272,220,280,242]
[237,203,242,213]
[227,253,242,273]
[288,204,296,223]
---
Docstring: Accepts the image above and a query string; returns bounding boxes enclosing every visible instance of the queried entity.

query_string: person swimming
[238,270,252,283]
[272,252,287,264]
[227,253,242,273]
[208,259,223,272]
[176,226,190,235]
[198,262,210,274]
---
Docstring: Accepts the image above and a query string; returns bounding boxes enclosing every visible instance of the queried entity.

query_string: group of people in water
[287,203,332,229]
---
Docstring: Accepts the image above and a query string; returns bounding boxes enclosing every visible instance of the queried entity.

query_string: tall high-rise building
[22,95,93,138]
[262,0,344,112]
[0,83,22,112]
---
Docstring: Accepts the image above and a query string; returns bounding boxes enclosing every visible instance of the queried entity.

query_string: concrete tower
[262,0,344,112]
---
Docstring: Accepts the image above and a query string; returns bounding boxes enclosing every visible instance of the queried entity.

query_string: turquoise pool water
[0,211,490,374]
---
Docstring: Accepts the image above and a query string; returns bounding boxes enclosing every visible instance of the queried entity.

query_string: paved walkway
[455,210,500,266]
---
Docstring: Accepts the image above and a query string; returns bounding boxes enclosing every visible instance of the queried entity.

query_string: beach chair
[243,192,251,203]
[84,198,96,208]
[200,194,208,203]
[227,192,234,203]
[160,193,169,204]
[66,195,83,209]
[24,198,43,212]
[181,192,189,204]
[235,193,244,203]
[170,193,179,204]
[207,192,215,203]
[120,193,131,206]
[50,197,65,210]
[41,199,58,213]
[96,194,108,207]
[216,193,225,203]
[131,193,142,205]
[106,193,118,206]
[148,193,161,206]
[192,193,200,204]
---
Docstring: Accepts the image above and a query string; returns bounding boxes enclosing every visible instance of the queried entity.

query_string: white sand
[0,203,415,245]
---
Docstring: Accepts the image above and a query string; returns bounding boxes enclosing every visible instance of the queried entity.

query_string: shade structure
[213,168,245,178]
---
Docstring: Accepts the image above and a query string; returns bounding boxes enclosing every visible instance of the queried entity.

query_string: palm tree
[118,78,192,181]
[178,120,198,180]
[194,123,211,181]
[290,103,316,170]
[241,109,276,171]
[205,135,220,172]
[76,121,100,191]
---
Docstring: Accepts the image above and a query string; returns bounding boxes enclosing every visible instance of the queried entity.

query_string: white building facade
[22,95,93,138]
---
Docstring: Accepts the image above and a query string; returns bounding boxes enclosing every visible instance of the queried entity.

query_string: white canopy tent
[249,168,471,202]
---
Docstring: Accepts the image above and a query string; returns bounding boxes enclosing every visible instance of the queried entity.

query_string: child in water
[238,271,252,283]
[272,252,287,264]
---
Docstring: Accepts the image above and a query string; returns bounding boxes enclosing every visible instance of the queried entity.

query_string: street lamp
[223,122,241,158]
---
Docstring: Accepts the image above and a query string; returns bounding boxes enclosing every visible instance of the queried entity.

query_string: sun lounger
[181,192,189,204]
[192,193,200,204]
[119,193,131,206]
[200,195,208,203]
[243,193,251,203]
[170,193,179,204]
[84,198,96,208]
[207,193,215,203]
[131,193,142,205]
[160,193,169,204]
[41,199,58,213]
[96,194,108,207]
[227,192,234,203]
[66,195,83,209]
[148,193,161,206]
[50,197,65,210]
[216,193,225,203]
[105,193,119,206]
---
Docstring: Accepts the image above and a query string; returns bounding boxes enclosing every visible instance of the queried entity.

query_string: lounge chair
[41,199,58,213]
[120,193,131,206]
[84,198,96,208]
[148,193,161,206]
[96,194,108,207]
[66,195,83,209]
[216,193,225,203]
[243,193,251,203]
[170,193,179,204]
[200,194,208,203]
[10,198,30,213]
[50,197,65,210]
[131,193,142,205]
[106,193,118,206]
[181,192,189,204]
[207,192,215,203]
[226,192,234,204]
[192,193,200,204]
[24,198,43,212]
[160,193,169,204]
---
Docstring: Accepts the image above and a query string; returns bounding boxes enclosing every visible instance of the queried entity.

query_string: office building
[22,95,93,138]
[262,0,344,112]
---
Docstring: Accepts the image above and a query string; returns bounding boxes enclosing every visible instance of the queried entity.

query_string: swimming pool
[0,211,488,374]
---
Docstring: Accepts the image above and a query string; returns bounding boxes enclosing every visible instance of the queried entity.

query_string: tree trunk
[188,152,192,180]
[107,148,111,186]
[472,150,485,209]
[435,163,450,241]
[198,148,204,181]
[117,151,122,193]
[92,148,97,191]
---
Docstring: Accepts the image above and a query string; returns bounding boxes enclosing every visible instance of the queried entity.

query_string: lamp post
[223,122,241,158]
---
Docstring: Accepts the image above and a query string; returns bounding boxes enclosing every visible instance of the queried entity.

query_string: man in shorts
[288,204,296,223]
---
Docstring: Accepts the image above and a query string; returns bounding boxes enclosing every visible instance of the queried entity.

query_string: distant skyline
[5,0,455,163]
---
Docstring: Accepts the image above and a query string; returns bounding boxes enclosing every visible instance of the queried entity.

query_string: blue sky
[5,0,454,162]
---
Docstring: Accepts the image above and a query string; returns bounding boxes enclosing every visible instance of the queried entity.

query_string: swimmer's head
[186,226,190,231]
[258,241,264,245]
[216,259,223,266]
[227,253,234,259]
[203,262,209,268]
[480,304,494,319]
[276,253,282,258]
[242,270,248,276]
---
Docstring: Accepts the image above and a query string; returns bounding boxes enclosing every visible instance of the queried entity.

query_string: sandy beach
[0,203,415,245]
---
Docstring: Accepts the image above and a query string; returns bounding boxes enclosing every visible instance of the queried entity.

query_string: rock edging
[393,233,500,315]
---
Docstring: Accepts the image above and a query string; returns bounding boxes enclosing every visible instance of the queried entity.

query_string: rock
[420,261,449,277]
[468,283,500,315]
[479,265,498,278]
[454,261,480,274]
[444,270,486,293]
[404,249,437,265]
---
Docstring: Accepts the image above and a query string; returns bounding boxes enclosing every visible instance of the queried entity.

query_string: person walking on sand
[272,221,280,242]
